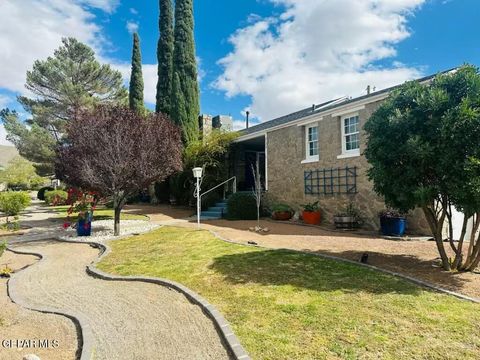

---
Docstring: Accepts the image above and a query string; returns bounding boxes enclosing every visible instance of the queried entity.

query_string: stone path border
[207,228,480,304]
[6,247,88,360]
[7,236,250,360]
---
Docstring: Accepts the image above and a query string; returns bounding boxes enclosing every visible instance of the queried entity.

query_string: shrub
[44,190,68,206]
[0,191,31,221]
[227,192,257,220]
[270,203,293,213]
[37,186,54,201]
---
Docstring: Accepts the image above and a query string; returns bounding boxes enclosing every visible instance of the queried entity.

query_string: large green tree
[171,0,200,145]
[1,38,127,175]
[129,33,145,113]
[156,0,174,115]
[365,65,480,272]
[0,156,46,190]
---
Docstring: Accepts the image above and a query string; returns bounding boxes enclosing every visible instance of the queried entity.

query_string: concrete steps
[200,200,228,220]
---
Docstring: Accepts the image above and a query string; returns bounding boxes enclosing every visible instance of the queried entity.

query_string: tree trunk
[149,183,158,204]
[423,206,451,271]
[113,194,124,237]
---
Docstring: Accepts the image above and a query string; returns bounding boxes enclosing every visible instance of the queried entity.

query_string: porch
[229,134,267,192]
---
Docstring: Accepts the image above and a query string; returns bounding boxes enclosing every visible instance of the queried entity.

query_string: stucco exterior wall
[266,100,429,234]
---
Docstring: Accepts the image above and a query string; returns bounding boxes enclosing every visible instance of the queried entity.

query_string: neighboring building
[229,72,459,234]
[199,114,234,138]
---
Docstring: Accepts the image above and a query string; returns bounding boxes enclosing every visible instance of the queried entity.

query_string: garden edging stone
[6,247,90,360]
[9,233,250,360]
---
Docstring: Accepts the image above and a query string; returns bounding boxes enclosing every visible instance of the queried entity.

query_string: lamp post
[193,167,203,229]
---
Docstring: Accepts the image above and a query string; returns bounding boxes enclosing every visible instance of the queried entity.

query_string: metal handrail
[200,176,237,199]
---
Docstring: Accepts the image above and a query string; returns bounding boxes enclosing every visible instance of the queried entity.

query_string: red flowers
[65,188,101,225]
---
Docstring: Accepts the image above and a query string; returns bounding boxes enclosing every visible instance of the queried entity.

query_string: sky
[0,0,479,146]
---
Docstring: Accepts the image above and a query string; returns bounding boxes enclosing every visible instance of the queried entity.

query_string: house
[228,72,458,234]
[199,114,234,138]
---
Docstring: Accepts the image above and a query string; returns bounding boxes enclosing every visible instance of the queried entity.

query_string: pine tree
[171,0,200,145]
[2,38,127,176]
[129,33,145,113]
[156,0,174,115]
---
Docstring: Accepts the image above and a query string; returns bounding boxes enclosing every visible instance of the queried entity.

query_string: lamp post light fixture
[193,167,203,228]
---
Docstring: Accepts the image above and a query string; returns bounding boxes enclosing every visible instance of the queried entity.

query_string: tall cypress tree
[171,0,200,145]
[129,33,144,113]
[156,0,174,115]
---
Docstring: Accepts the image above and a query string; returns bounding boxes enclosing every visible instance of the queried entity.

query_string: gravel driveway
[9,241,231,360]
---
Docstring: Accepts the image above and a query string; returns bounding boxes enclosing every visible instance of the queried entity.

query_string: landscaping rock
[23,354,41,360]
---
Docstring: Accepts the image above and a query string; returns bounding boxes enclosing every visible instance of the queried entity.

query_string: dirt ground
[0,250,78,360]
[126,204,480,300]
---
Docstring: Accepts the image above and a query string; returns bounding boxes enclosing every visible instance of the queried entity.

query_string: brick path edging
[207,229,480,304]
[8,237,251,360]
[6,247,91,360]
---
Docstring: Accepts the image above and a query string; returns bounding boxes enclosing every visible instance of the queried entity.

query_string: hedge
[227,192,257,220]
[0,191,31,217]
[37,186,54,201]
[44,190,69,206]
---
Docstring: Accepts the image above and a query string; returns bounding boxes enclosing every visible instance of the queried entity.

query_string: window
[305,125,319,161]
[340,115,360,157]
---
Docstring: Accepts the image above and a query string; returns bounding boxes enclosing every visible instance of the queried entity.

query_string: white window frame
[338,113,360,159]
[303,124,319,163]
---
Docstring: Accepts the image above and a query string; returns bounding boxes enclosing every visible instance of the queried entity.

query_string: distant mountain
[0,145,19,168]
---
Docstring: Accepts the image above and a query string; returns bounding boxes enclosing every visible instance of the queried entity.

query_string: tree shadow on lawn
[208,248,431,296]
[310,249,475,297]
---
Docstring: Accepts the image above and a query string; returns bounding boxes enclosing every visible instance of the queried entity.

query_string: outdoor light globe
[193,167,203,178]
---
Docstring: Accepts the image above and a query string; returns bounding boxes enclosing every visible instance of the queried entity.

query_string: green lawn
[98,226,480,360]
[52,205,149,222]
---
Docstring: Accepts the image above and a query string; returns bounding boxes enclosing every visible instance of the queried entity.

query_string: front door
[245,151,265,191]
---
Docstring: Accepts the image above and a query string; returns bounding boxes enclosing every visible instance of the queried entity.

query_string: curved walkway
[9,240,231,360]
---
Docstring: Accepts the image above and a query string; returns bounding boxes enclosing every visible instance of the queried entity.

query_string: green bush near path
[44,190,68,205]
[0,191,31,222]
[98,226,480,360]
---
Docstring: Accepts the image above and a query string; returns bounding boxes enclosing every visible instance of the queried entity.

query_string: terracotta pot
[302,210,321,225]
[272,211,292,221]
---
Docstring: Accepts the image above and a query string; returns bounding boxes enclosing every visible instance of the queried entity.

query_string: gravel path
[0,250,77,360]
[9,241,231,360]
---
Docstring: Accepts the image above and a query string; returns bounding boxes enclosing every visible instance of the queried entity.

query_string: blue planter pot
[380,217,406,236]
[77,215,92,237]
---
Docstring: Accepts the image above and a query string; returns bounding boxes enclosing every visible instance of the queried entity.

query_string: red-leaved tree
[56,105,183,236]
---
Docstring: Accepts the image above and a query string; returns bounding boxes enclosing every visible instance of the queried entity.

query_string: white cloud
[214,0,425,121]
[126,21,139,34]
[0,0,118,94]
[130,8,139,15]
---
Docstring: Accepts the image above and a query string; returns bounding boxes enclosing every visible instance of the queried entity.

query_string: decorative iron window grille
[304,166,357,195]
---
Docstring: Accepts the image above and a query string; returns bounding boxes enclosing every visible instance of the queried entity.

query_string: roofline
[235,68,457,142]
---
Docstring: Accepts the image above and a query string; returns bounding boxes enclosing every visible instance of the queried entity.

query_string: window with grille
[306,125,318,159]
[342,115,360,154]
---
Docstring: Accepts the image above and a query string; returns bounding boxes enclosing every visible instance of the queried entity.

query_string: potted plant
[65,189,99,237]
[379,209,406,236]
[334,203,362,230]
[301,201,321,225]
[270,203,293,221]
